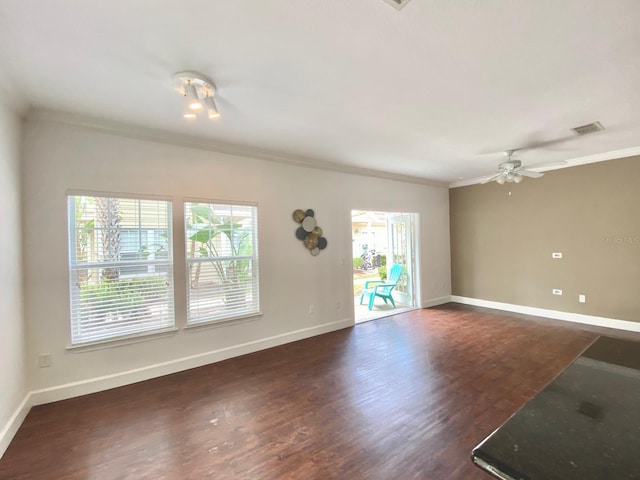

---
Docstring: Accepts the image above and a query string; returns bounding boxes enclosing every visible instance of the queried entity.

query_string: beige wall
[450,155,640,322]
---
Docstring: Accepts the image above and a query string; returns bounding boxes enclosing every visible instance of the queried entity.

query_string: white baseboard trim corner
[450,296,640,333]
[30,318,353,407]
[0,393,32,459]
[422,296,452,308]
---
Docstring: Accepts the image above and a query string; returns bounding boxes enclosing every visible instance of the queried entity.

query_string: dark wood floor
[3,304,636,479]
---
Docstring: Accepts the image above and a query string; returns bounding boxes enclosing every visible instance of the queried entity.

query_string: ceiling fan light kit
[481,150,544,185]
[172,71,219,121]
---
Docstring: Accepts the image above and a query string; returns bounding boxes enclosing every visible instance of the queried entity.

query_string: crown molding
[27,108,447,189]
[448,146,640,189]
[559,146,640,168]
[448,177,494,189]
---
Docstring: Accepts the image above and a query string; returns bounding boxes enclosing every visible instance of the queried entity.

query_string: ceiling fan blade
[518,169,544,178]
[475,136,575,156]
[517,134,578,151]
[480,173,503,184]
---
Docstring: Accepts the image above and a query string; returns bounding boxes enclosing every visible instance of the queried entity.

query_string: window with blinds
[185,202,259,325]
[68,195,175,345]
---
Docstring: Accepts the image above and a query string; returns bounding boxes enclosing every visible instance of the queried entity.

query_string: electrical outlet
[38,353,52,368]
[552,252,563,259]
[552,289,563,296]
[579,294,586,303]
[336,301,341,310]
[309,304,315,315]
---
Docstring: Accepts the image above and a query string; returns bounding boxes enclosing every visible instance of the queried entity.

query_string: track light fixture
[204,95,220,120]
[172,71,219,121]
[184,82,202,110]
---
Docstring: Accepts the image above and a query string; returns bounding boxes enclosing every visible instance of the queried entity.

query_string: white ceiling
[2,0,640,185]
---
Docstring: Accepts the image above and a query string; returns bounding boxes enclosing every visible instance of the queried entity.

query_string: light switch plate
[38,353,52,368]
[552,252,563,259]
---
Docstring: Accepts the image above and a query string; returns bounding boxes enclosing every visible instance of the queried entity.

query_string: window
[185,202,259,325]
[68,195,175,345]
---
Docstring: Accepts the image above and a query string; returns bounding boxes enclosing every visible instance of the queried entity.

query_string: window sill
[184,312,263,332]
[66,327,179,353]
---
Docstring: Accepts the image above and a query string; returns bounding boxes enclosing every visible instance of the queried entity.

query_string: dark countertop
[472,336,640,480]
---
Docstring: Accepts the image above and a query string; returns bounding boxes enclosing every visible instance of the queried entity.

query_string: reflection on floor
[353,296,415,323]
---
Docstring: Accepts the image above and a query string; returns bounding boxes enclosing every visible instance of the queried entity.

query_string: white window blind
[68,195,175,345]
[185,202,259,324]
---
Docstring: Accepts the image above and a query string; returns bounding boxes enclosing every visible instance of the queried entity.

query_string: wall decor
[293,208,328,255]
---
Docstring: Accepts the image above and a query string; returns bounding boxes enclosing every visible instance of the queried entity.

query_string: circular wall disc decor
[302,215,316,232]
[292,208,328,256]
[295,227,307,240]
[293,209,306,223]
[304,235,318,250]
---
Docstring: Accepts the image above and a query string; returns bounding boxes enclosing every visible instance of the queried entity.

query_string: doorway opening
[351,210,419,323]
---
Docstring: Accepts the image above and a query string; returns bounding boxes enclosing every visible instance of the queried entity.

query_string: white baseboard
[0,393,32,459]
[422,296,451,308]
[451,296,640,333]
[30,318,353,406]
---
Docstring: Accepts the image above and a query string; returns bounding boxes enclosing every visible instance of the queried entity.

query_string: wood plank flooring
[2,304,634,479]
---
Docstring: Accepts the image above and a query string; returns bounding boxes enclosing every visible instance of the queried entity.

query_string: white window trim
[66,327,179,352]
[67,193,176,346]
[182,312,263,331]
[184,199,260,326]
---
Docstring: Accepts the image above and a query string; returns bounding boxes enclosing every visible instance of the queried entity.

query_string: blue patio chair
[359,264,403,310]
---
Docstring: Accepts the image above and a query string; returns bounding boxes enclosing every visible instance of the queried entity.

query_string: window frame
[184,199,261,327]
[66,192,176,347]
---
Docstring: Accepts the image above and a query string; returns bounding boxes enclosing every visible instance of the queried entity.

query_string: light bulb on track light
[204,96,220,120]
[184,82,202,110]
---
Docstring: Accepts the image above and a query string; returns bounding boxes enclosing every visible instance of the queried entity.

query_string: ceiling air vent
[381,0,413,10]
[571,121,605,136]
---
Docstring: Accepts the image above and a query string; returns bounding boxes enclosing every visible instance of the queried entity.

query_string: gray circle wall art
[293,208,328,255]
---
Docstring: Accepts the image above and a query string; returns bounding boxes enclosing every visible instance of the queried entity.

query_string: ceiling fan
[480,150,545,184]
